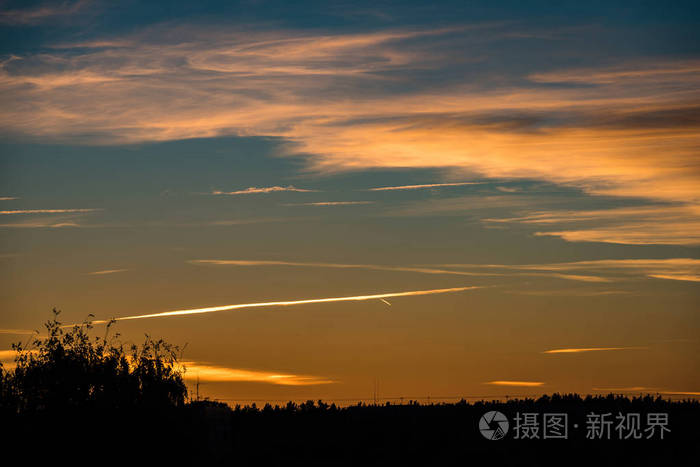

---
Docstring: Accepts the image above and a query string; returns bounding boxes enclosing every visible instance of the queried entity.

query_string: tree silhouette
[0,308,187,413]
[0,309,191,462]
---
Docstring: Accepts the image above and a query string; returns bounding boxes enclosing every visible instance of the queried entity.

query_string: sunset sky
[1,0,698,404]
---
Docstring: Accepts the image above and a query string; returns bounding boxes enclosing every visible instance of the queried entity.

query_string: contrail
[380,298,392,306]
[92,286,479,324]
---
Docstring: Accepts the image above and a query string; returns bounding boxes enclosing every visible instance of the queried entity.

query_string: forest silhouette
[1,310,698,465]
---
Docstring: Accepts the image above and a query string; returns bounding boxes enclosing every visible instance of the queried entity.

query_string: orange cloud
[0,208,101,215]
[87,269,128,275]
[436,258,700,283]
[369,182,480,191]
[543,347,647,354]
[529,61,700,85]
[528,207,700,245]
[530,273,611,283]
[0,350,20,360]
[0,219,83,228]
[0,329,36,335]
[0,349,38,369]
[0,349,332,386]
[1,27,698,246]
[180,362,333,386]
[211,186,316,195]
[648,274,700,282]
[485,381,544,387]
[284,201,373,206]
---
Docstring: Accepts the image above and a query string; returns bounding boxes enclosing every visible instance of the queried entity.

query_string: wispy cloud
[0,350,18,360]
[507,289,632,297]
[284,201,373,206]
[0,329,37,336]
[0,210,103,229]
[87,269,128,275]
[483,206,688,225]
[1,25,698,244]
[485,381,545,387]
[535,223,700,246]
[207,217,302,226]
[211,186,316,195]
[543,346,647,354]
[0,0,91,25]
[90,286,480,323]
[495,186,519,193]
[368,182,480,191]
[189,259,492,277]
[387,195,537,217]
[0,208,101,215]
[180,362,333,386]
[0,212,102,229]
[529,61,700,85]
[437,258,700,283]
[190,258,616,282]
[0,218,83,228]
[486,206,700,246]
[530,273,612,283]
[189,256,690,285]
[647,274,700,282]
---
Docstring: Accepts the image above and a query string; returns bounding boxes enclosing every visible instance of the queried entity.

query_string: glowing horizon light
[91,286,481,324]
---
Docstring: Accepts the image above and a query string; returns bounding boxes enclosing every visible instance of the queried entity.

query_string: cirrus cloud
[211,186,316,195]
[1,25,699,245]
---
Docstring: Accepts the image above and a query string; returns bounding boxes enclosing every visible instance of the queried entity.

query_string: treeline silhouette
[1,311,698,466]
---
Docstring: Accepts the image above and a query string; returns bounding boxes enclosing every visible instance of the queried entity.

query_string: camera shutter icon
[479,411,509,440]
